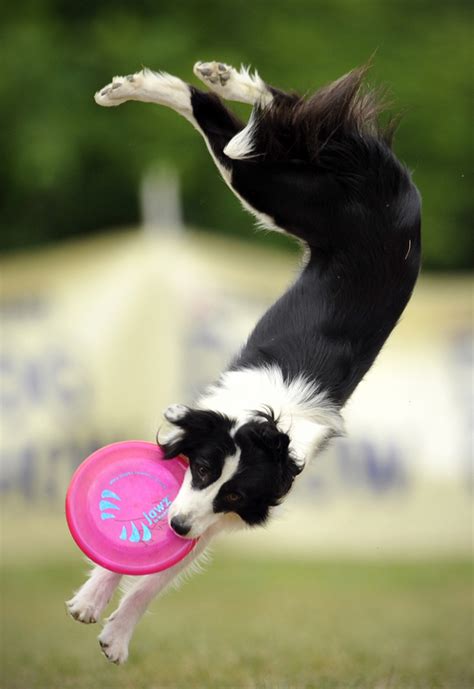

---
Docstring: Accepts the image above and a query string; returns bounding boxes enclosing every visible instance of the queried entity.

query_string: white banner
[1,231,472,555]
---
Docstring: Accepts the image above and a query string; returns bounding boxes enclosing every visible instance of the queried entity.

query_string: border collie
[67,60,421,663]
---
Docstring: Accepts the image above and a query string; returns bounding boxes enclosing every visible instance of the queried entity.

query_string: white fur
[198,364,344,468]
[163,365,343,549]
[67,363,342,664]
[162,365,343,551]
[70,63,346,666]
[224,107,259,160]
[192,61,275,163]
[205,141,278,231]
[66,566,122,624]
[97,534,212,664]
[95,64,281,234]
[192,60,279,227]
[68,524,227,664]
[94,69,195,123]
[169,451,241,538]
[193,61,274,106]
[164,403,189,422]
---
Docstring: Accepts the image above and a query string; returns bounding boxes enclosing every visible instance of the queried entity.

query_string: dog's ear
[158,405,234,459]
[157,425,187,459]
[249,422,302,485]
[257,424,290,458]
[248,422,289,458]
[157,404,190,459]
[165,407,232,436]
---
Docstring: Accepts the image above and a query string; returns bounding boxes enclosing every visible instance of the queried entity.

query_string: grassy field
[1,555,472,689]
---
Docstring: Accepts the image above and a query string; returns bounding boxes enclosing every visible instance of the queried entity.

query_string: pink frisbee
[65,441,197,575]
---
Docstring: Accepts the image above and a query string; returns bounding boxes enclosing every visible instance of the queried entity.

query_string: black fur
[189,87,242,168]
[161,64,421,529]
[161,407,301,527]
[214,417,300,526]
[228,67,421,405]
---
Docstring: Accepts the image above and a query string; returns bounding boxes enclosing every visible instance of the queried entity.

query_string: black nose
[170,517,191,537]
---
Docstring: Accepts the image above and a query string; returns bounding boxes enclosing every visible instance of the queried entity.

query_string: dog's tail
[250,63,399,162]
[230,63,420,258]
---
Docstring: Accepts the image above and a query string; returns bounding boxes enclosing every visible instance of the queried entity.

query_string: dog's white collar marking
[197,365,344,468]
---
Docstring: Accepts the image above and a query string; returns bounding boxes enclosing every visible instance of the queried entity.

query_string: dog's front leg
[66,564,122,624]
[98,533,212,665]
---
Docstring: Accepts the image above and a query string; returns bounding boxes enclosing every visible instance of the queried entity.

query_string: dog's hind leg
[194,60,292,161]
[95,68,243,183]
[94,65,296,221]
[66,564,122,624]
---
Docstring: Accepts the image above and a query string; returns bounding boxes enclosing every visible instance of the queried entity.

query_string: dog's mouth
[169,510,225,540]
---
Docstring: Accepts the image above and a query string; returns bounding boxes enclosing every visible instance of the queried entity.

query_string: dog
[66,60,421,663]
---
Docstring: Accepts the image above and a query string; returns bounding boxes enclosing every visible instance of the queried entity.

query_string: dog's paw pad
[94,73,143,107]
[98,629,129,665]
[66,597,97,624]
[164,403,188,423]
[194,61,233,87]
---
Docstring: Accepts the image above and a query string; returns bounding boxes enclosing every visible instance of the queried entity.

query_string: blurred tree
[1,0,471,270]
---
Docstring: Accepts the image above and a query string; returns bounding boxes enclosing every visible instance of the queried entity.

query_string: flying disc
[65,441,197,575]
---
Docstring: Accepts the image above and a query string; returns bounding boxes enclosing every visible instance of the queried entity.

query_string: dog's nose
[170,516,191,537]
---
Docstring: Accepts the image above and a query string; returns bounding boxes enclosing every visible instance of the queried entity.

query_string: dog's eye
[226,492,241,503]
[196,465,209,480]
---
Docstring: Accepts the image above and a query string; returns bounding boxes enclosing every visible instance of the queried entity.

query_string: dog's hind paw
[194,61,233,87]
[193,61,271,106]
[94,72,144,107]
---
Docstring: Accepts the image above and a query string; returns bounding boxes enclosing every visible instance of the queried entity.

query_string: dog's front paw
[98,621,129,665]
[164,403,189,423]
[66,594,99,624]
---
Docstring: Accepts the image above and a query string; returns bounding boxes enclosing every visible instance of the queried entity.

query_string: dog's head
[158,404,301,539]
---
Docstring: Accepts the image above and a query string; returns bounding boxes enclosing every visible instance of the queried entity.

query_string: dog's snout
[170,516,191,537]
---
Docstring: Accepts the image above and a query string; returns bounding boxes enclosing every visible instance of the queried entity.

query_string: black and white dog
[67,61,421,663]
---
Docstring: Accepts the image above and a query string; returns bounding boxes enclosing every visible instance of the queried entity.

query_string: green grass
[1,555,472,689]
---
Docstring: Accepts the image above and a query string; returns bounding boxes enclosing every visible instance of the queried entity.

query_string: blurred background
[1,2,472,688]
